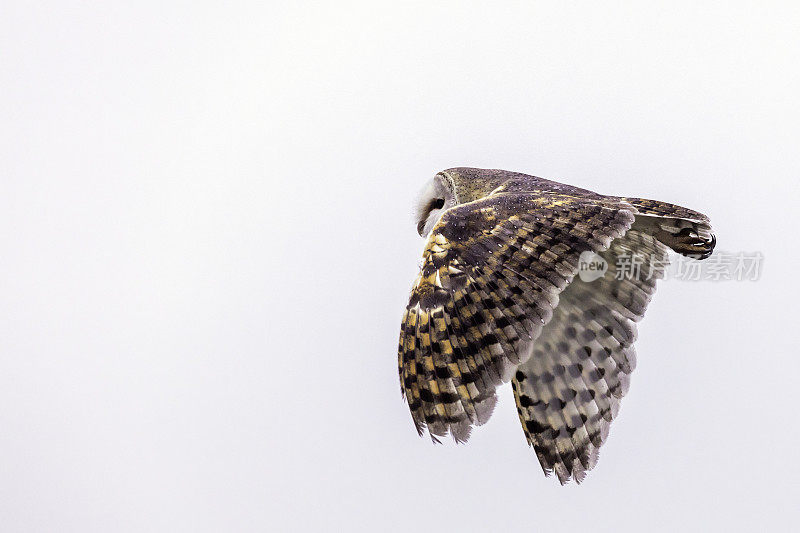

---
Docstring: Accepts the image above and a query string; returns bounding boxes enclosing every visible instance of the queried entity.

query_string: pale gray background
[2,2,798,532]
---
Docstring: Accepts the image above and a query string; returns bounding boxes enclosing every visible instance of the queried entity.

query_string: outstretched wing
[398,192,635,442]
[511,228,669,483]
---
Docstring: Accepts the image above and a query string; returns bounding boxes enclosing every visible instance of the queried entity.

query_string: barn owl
[398,167,715,484]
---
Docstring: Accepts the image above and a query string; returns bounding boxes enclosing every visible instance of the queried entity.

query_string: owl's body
[399,168,715,484]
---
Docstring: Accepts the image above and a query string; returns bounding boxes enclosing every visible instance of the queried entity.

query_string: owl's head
[414,168,514,237]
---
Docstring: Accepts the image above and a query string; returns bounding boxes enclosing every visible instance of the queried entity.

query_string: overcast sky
[2,2,799,532]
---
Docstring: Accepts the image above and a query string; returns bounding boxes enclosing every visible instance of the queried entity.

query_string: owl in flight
[398,168,715,484]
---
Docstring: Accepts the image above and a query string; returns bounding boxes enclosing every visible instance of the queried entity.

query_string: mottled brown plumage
[398,168,715,484]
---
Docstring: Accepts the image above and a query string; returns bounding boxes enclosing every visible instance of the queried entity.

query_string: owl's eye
[417,198,447,236]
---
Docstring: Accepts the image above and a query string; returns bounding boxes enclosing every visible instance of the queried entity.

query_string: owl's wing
[511,229,669,484]
[398,192,635,442]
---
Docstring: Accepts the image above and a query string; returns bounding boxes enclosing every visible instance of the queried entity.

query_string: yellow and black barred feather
[398,192,636,441]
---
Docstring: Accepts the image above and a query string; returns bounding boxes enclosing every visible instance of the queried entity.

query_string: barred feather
[398,192,635,441]
[512,229,668,483]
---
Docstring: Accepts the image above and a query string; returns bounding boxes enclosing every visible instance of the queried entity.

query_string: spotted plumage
[398,168,715,484]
